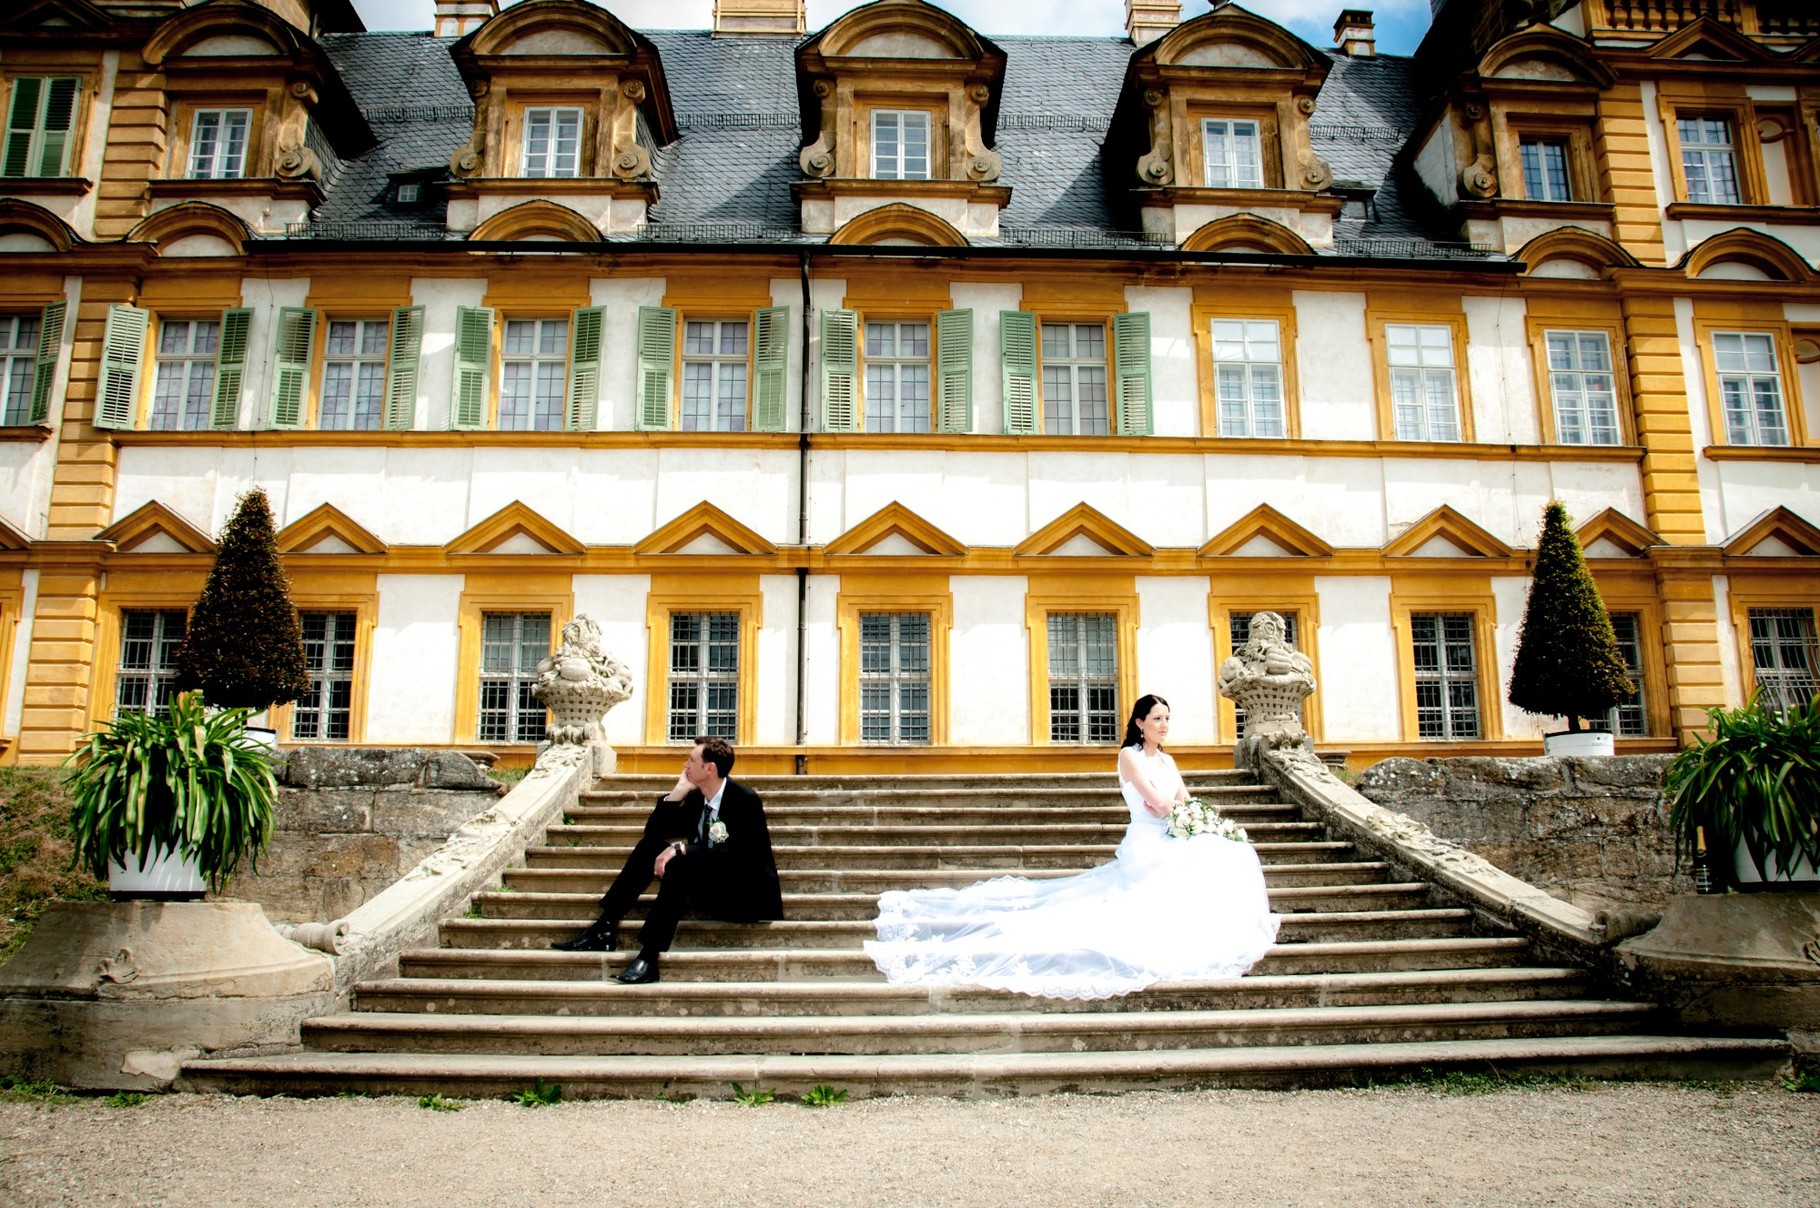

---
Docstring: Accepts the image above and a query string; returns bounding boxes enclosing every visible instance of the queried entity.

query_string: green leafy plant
[104,1091,151,1108]
[1780,1068,1820,1094]
[62,691,277,891]
[418,1093,464,1111]
[515,1078,562,1107]
[1508,502,1633,732]
[0,766,106,963]
[0,1074,77,1104]
[172,487,309,711]
[731,1082,774,1107]
[800,1084,847,1108]
[1663,694,1820,883]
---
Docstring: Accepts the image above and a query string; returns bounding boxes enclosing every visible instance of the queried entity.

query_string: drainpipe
[794,251,812,775]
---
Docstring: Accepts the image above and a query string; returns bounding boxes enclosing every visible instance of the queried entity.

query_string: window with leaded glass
[1385,323,1461,442]
[1599,612,1647,737]
[1545,330,1620,446]
[150,318,219,431]
[499,318,568,431]
[864,320,930,433]
[669,611,738,742]
[521,107,582,178]
[871,110,929,180]
[1410,612,1481,739]
[1748,607,1818,711]
[859,612,931,744]
[682,319,749,432]
[1229,611,1301,735]
[188,109,249,179]
[116,608,186,718]
[477,612,550,743]
[1212,319,1286,438]
[320,319,388,431]
[1201,118,1263,188]
[1048,612,1118,744]
[1711,331,1789,446]
[1040,322,1109,436]
[1519,136,1572,201]
[293,611,356,741]
[0,312,42,426]
[1677,116,1740,205]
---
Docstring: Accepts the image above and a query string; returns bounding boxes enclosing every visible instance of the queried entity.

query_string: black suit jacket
[640,778,784,921]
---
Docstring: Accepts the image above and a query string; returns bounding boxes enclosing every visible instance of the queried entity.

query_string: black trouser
[593,835,702,955]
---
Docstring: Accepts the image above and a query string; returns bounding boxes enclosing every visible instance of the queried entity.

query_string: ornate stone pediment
[97,501,216,555]
[826,502,966,557]
[1016,504,1153,559]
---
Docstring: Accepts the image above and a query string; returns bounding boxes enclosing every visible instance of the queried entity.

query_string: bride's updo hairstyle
[1121,694,1169,749]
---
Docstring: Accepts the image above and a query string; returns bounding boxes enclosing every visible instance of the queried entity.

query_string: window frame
[643,579,762,747]
[1539,327,1624,447]
[1193,296,1300,440]
[518,104,586,179]
[1727,585,1820,717]
[315,316,394,432]
[1199,116,1266,190]
[183,106,254,181]
[1658,90,1771,210]
[1522,307,1631,447]
[1390,591,1500,745]
[1036,317,1112,437]
[868,107,934,181]
[0,310,45,426]
[147,312,242,432]
[679,316,754,433]
[454,585,572,747]
[837,581,951,746]
[496,314,573,433]
[1498,116,1599,206]
[1024,585,1138,747]
[89,586,203,733]
[2,74,84,180]
[269,593,376,745]
[1367,306,1475,444]
[1184,106,1279,191]
[1692,317,1808,449]
[861,315,934,434]
[1674,112,1745,207]
[1587,588,1669,741]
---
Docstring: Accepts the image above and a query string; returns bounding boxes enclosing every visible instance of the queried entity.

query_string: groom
[551,735,783,984]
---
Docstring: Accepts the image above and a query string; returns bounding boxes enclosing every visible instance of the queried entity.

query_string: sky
[347,1,1434,56]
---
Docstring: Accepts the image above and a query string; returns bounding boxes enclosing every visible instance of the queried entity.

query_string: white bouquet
[1165,796,1249,843]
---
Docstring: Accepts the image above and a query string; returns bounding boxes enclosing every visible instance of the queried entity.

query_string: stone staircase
[184,771,1786,1098]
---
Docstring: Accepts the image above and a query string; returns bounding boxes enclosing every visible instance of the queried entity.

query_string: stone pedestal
[0,901,333,1090]
[1616,893,1820,1031]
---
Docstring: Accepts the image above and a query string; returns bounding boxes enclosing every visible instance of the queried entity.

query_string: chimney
[1125,1,1183,48]
[713,0,807,36]
[1333,9,1376,57]
[435,0,497,38]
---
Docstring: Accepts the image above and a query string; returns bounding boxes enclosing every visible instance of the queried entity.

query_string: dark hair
[1120,694,1170,749]
[694,735,736,778]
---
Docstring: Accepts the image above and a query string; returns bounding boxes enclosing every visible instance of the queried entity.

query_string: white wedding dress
[864,749,1281,1000]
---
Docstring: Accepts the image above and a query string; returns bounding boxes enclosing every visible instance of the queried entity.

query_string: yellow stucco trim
[825,502,966,557]
[1521,294,1634,446]
[1199,503,1333,558]
[1016,503,1154,558]
[87,571,206,732]
[454,575,573,746]
[642,572,764,747]
[1724,575,1820,709]
[267,578,379,745]
[0,576,24,754]
[1024,575,1139,747]
[277,503,389,555]
[1193,289,1301,440]
[1691,311,1811,450]
[835,573,953,746]
[1383,505,1514,559]
[1365,297,1476,444]
[1388,580,1502,743]
[448,501,586,556]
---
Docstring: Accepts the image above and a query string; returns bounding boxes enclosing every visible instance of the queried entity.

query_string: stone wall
[1353,755,1688,914]
[225,748,504,924]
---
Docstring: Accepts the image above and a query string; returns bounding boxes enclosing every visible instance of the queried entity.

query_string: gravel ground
[3,1082,1818,1206]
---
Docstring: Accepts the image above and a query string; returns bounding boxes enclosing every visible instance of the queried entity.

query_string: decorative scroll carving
[1458,100,1498,199]
[1217,611,1316,767]
[450,133,484,178]
[273,83,321,182]
[960,81,1001,182]
[1135,88,1174,186]
[799,78,837,178]
[608,79,652,180]
[1298,151,1333,191]
[533,615,633,767]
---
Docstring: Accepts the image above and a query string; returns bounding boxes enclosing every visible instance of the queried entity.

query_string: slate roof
[307,28,1488,260]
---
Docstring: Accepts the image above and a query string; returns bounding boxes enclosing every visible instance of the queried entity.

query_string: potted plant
[1664,693,1820,890]
[63,690,279,899]
[172,487,310,745]
[1507,501,1633,756]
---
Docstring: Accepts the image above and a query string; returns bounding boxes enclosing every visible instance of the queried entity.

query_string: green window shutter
[210,307,251,429]
[1000,309,1038,435]
[451,305,493,429]
[935,307,973,434]
[36,78,76,177]
[383,305,423,430]
[2,77,40,178]
[27,298,66,424]
[634,305,675,430]
[1113,311,1153,437]
[820,308,859,433]
[95,304,148,430]
[268,306,316,429]
[753,305,789,432]
[566,305,605,431]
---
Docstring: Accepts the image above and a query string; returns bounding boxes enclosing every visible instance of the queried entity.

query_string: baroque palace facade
[0,0,1816,772]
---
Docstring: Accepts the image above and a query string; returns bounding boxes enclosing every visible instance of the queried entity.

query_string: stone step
[578,781,1273,809]
[521,846,1380,879]
[542,823,1336,849]
[439,908,1479,951]
[396,937,1532,983]
[182,1033,1791,1099]
[485,881,1438,915]
[500,864,1401,896]
[562,802,1302,827]
[300,999,1661,1058]
[351,966,1601,1018]
[589,772,1266,793]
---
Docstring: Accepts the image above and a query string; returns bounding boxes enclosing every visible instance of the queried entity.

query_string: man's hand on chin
[665,770,694,801]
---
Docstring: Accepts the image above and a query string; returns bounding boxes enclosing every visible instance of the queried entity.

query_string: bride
[864,694,1280,1000]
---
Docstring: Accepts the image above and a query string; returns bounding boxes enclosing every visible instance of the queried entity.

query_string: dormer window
[1202,119,1264,189]
[396,183,420,204]
[1519,135,1573,202]
[522,107,583,179]
[1678,116,1741,205]
[189,109,250,179]
[872,110,930,180]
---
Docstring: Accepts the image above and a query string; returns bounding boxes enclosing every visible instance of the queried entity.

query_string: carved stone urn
[532,614,634,774]
[1216,610,1317,768]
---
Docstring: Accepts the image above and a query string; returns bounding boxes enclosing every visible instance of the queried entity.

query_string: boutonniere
[708,819,729,845]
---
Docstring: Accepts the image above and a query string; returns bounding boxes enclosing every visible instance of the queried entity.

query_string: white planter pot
[1730,834,1820,888]
[1543,730,1615,757]
[107,847,205,901]
[243,726,279,752]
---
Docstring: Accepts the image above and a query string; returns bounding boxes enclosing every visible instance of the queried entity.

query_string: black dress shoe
[614,954,660,984]
[550,924,616,952]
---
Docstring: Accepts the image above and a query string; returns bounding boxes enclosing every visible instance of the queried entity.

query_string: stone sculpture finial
[532,614,634,774]
[1216,610,1317,767]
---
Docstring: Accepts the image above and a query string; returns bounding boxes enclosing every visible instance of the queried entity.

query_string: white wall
[1492,573,1539,738]
[756,573,799,746]
[954,283,1021,434]
[367,574,463,742]
[1463,294,1536,445]
[1314,575,1399,741]
[1128,285,1195,436]
[949,575,1030,745]
[1293,290,1375,441]
[1136,575,1215,746]
[800,572,840,745]
[571,572,650,748]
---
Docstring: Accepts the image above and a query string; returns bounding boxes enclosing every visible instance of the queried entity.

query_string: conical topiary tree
[173,487,310,711]
[1508,501,1633,732]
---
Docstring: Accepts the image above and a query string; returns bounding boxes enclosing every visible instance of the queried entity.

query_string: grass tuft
[418,1093,464,1111]
[0,1074,79,1105]
[800,1084,848,1108]
[514,1078,562,1107]
[103,1091,151,1108]
[731,1081,774,1107]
